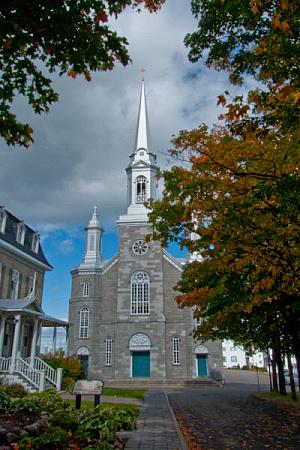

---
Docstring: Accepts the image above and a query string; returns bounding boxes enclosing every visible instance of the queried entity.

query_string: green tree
[0,0,164,147]
[149,0,300,395]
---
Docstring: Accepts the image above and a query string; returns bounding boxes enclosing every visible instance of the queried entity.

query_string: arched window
[79,307,89,338]
[173,337,180,365]
[82,281,89,297]
[136,176,147,203]
[105,337,112,366]
[131,271,150,315]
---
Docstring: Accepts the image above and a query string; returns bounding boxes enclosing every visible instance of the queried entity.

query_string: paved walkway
[125,390,187,450]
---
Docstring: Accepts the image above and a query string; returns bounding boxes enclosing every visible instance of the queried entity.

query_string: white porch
[0,298,68,392]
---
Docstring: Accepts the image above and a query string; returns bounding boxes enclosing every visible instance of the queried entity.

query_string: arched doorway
[77,346,89,377]
[129,333,150,378]
[195,345,208,377]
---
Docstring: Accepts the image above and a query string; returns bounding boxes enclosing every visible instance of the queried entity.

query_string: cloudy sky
[0,0,246,337]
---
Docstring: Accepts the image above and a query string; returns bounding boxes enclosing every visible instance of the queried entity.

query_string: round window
[132,239,148,255]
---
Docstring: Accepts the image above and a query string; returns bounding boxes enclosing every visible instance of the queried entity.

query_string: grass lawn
[256,391,300,410]
[67,399,140,417]
[103,387,147,400]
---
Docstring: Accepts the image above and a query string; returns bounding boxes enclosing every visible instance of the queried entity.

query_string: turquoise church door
[197,354,208,377]
[132,351,150,377]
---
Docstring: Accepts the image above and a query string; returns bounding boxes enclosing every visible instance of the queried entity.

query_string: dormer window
[136,176,147,203]
[0,207,7,234]
[31,233,40,253]
[16,222,26,245]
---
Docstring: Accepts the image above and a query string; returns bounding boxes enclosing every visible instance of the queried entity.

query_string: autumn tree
[149,0,300,395]
[0,0,164,147]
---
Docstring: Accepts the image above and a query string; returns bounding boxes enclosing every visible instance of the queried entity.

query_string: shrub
[5,383,27,398]
[32,389,65,412]
[43,357,84,389]
[10,398,42,416]
[0,391,11,412]
[18,427,70,449]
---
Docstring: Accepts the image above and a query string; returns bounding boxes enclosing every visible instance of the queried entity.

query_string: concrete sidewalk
[124,390,187,450]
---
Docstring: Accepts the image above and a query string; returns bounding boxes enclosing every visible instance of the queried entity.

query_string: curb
[164,391,188,450]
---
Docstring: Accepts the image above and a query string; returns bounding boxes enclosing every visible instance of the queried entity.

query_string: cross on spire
[141,67,145,81]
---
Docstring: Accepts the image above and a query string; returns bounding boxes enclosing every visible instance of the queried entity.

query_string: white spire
[118,76,159,224]
[134,77,150,152]
[80,206,103,269]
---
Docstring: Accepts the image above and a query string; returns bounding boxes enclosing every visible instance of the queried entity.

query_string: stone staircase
[105,377,222,388]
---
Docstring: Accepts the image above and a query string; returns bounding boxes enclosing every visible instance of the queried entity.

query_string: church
[68,79,222,382]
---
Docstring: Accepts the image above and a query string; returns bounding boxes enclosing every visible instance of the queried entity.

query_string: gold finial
[141,67,145,81]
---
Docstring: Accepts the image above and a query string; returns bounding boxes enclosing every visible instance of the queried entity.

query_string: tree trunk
[271,347,278,393]
[287,350,297,401]
[274,334,286,395]
[291,330,300,391]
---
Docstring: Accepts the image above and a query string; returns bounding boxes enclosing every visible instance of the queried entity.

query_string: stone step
[105,378,221,388]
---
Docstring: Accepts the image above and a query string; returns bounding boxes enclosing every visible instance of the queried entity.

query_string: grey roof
[41,314,69,327]
[0,298,43,312]
[0,209,52,269]
[0,299,68,327]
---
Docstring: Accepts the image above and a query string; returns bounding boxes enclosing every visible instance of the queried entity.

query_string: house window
[136,176,147,203]
[82,281,89,297]
[16,222,26,245]
[173,337,180,365]
[195,317,205,328]
[105,338,112,366]
[27,276,34,296]
[31,233,39,253]
[79,307,89,338]
[0,208,7,234]
[231,346,236,351]
[11,269,20,299]
[131,271,150,315]
[231,356,237,363]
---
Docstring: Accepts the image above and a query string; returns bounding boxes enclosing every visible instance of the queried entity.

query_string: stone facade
[67,80,223,381]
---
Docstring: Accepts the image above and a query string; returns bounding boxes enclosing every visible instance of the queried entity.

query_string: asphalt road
[168,371,300,450]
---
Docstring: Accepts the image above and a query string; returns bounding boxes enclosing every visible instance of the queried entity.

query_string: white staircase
[0,357,62,393]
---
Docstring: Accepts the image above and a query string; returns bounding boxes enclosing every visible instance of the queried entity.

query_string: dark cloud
[0,0,233,235]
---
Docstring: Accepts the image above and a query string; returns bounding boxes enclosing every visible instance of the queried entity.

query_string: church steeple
[80,206,103,269]
[134,77,150,152]
[118,77,159,224]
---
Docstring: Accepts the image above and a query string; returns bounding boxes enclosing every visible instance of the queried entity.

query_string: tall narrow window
[82,281,89,297]
[131,271,150,315]
[16,222,26,245]
[105,337,112,366]
[79,307,89,338]
[27,276,34,296]
[11,269,20,299]
[31,233,40,253]
[0,208,7,234]
[173,337,180,365]
[136,176,147,203]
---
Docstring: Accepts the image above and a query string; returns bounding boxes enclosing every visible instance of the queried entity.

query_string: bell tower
[119,76,159,224]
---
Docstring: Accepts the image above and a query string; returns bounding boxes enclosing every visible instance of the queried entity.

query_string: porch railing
[0,357,42,391]
[0,357,62,392]
[25,357,61,390]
